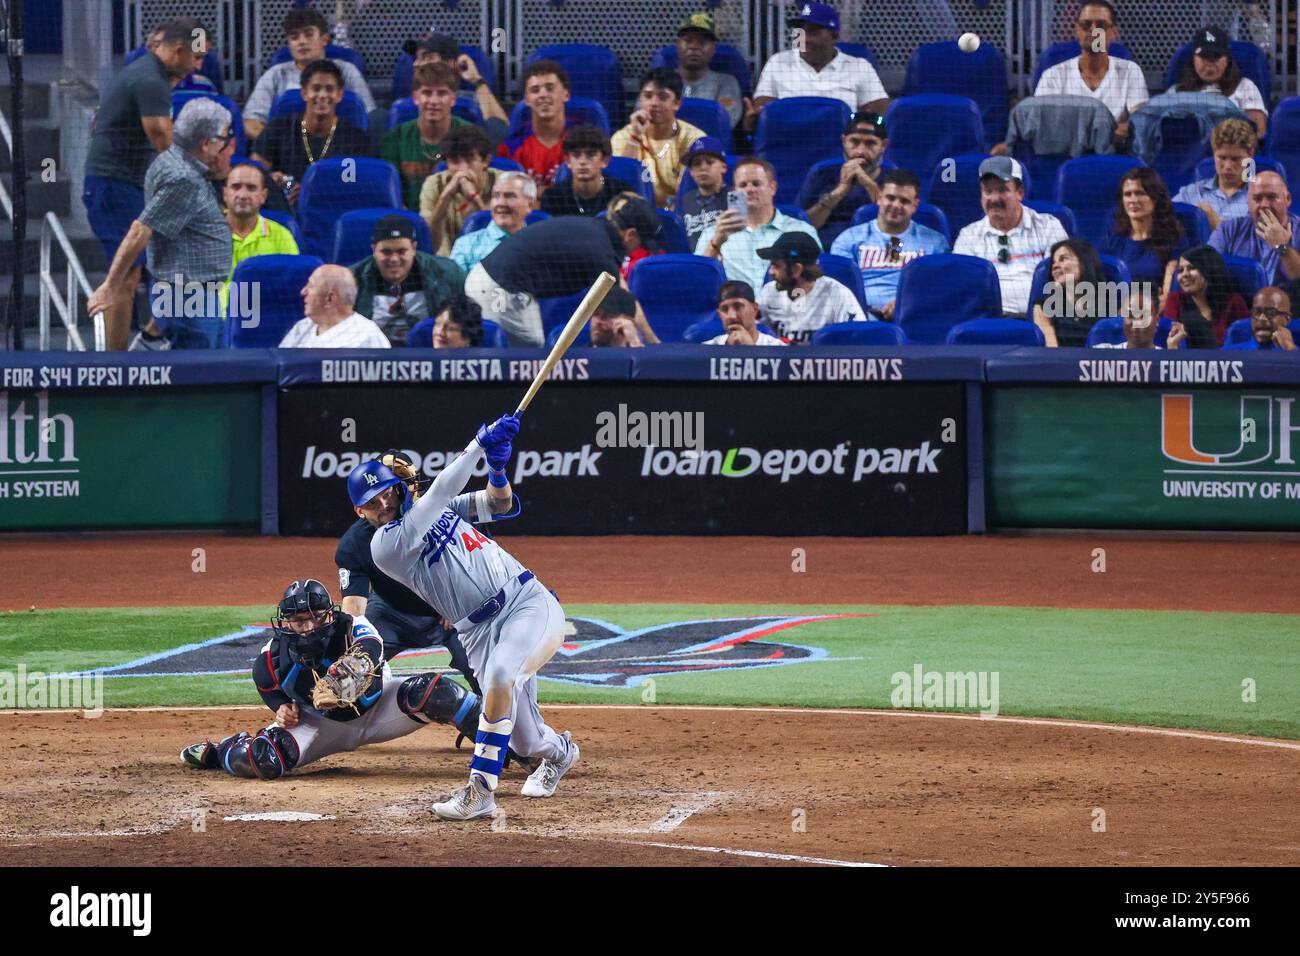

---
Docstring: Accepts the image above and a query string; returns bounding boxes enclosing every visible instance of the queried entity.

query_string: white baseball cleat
[520,732,579,798]
[432,773,496,821]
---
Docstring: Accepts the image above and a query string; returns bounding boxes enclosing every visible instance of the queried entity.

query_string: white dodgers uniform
[370,436,568,789]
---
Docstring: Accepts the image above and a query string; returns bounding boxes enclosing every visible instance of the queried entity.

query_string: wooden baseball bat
[514,271,617,416]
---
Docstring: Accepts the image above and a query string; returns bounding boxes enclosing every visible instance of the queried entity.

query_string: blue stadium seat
[682,315,780,343]
[818,253,869,313]
[1223,317,1254,345]
[539,291,587,334]
[389,94,484,129]
[545,320,593,348]
[755,97,852,205]
[407,317,510,348]
[776,204,812,223]
[945,317,1045,346]
[1171,254,1268,298]
[1193,154,1283,181]
[1086,316,1182,348]
[297,158,403,259]
[172,91,247,156]
[627,254,727,342]
[894,254,1001,344]
[128,45,224,93]
[508,97,612,136]
[331,208,433,266]
[1023,200,1078,237]
[903,41,1010,145]
[269,89,369,131]
[1055,155,1146,245]
[650,43,752,95]
[460,209,550,236]
[525,45,624,127]
[885,97,985,197]
[225,254,323,348]
[851,203,952,244]
[270,42,366,77]
[811,321,908,346]
[678,97,732,141]
[1031,40,1135,92]
[391,45,496,101]
[657,210,691,254]
[835,42,880,67]
[432,157,526,176]
[553,156,655,204]
[1027,254,1133,317]
[1265,97,1300,208]
[1012,143,1070,202]
[1153,116,1213,195]
[1172,201,1212,245]
[1164,40,1272,109]
[924,154,1023,233]
[260,209,302,247]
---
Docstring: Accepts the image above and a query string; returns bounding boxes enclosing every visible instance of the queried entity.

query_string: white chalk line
[617,840,885,867]
[6,703,1294,752]
[2,703,1298,753]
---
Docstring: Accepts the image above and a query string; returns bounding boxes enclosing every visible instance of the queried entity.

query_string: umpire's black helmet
[273,579,338,664]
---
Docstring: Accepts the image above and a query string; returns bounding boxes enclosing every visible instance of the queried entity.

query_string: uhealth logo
[1161,394,1300,469]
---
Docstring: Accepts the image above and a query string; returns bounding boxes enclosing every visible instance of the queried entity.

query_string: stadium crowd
[80,1,1298,352]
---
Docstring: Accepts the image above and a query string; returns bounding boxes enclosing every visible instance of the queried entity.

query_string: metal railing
[39,212,104,351]
[0,108,12,220]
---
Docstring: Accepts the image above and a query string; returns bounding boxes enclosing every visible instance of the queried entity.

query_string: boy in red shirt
[498,60,576,191]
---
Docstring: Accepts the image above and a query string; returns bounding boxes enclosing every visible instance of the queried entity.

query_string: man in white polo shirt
[280,264,391,348]
[747,2,888,130]
[694,156,821,291]
[952,157,1068,317]
[1033,1,1146,140]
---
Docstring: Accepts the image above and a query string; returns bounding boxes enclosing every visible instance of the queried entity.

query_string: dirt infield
[4,533,1300,612]
[1,705,1297,867]
[2,532,1298,866]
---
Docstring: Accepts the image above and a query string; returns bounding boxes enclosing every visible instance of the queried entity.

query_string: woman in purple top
[1098,168,1189,294]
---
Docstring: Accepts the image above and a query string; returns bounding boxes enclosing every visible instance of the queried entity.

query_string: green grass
[1,603,1296,739]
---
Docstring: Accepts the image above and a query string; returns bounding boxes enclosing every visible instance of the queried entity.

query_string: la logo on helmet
[365,474,378,486]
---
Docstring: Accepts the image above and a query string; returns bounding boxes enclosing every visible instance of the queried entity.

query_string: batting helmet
[347,459,404,508]
[273,579,338,665]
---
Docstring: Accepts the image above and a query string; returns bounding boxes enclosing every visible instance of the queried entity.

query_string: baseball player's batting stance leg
[368,414,579,821]
[180,580,482,778]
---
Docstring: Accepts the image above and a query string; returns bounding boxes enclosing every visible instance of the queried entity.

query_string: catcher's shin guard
[216,728,300,780]
[399,672,480,739]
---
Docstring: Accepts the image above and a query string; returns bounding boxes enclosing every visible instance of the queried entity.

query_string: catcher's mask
[273,579,338,665]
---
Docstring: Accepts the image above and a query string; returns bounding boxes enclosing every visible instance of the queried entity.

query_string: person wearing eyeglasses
[800,111,890,246]
[830,169,948,321]
[1222,287,1296,350]
[1033,1,1146,144]
[952,157,1068,317]
[87,97,236,350]
[350,215,466,346]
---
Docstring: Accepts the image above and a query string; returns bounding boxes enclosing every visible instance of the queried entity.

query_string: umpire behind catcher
[339,450,480,693]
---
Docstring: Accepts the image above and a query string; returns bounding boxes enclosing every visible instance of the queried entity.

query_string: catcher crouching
[180,579,483,779]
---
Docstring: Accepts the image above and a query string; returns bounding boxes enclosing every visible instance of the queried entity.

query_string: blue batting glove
[476,414,521,449]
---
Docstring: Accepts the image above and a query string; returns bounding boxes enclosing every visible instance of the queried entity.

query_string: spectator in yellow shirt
[221,160,299,313]
[611,68,706,208]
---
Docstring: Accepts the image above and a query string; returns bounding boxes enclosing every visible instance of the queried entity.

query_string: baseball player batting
[368,413,579,820]
[179,579,482,778]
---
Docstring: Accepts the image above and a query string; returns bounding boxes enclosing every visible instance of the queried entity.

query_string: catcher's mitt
[311,649,379,712]
[381,450,419,482]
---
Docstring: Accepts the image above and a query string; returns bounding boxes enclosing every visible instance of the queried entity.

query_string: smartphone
[726,190,748,218]
[281,175,297,198]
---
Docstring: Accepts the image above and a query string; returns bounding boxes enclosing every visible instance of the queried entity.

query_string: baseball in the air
[958,32,981,53]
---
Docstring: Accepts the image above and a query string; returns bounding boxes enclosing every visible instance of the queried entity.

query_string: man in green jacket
[350,215,465,345]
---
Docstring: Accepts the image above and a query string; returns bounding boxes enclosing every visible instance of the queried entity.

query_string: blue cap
[346,459,403,508]
[685,136,727,164]
[791,2,840,32]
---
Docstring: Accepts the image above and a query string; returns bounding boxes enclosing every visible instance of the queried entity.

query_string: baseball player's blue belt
[466,570,535,625]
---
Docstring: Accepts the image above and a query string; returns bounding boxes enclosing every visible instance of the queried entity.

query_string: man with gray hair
[88,97,235,349]
[449,171,537,274]
[280,265,391,348]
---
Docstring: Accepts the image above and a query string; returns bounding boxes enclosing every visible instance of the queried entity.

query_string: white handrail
[39,212,104,351]
[0,108,13,219]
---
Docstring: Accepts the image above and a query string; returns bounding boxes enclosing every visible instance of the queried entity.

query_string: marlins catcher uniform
[179,579,482,778]
[368,413,579,820]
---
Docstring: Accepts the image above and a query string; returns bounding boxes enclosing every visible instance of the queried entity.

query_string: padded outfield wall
[1,347,1298,534]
